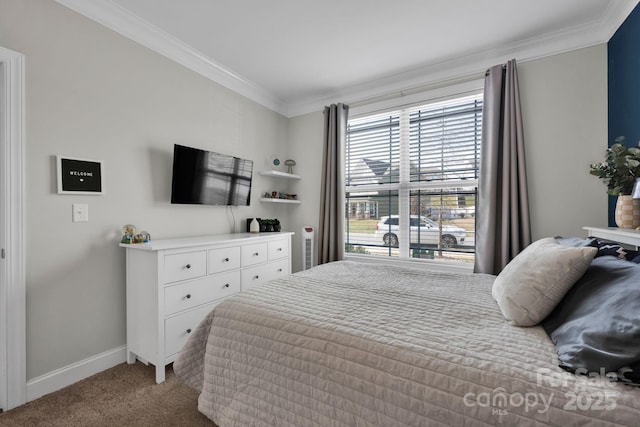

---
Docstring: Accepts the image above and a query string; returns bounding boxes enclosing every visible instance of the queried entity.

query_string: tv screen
[171,144,253,206]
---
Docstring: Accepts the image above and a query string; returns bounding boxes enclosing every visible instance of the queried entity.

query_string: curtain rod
[349,58,519,109]
[485,63,508,77]
[348,71,485,109]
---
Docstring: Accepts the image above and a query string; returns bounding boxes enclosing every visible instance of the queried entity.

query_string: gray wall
[519,45,608,238]
[0,0,609,381]
[288,44,608,265]
[1,0,290,379]
[286,111,324,272]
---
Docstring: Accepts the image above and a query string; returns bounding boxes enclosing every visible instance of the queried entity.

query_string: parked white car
[374,215,466,248]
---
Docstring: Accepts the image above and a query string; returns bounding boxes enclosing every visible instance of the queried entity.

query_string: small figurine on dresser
[121,224,136,244]
[121,225,150,244]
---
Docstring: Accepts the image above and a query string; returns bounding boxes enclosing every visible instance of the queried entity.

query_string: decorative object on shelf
[249,218,260,234]
[271,191,279,198]
[269,155,281,168]
[284,193,297,200]
[121,224,136,244]
[121,225,151,244]
[245,218,282,232]
[614,196,640,229]
[57,155,103,195]
[284,159,296,174]
[590,137,640,228]
[260,219,281,232]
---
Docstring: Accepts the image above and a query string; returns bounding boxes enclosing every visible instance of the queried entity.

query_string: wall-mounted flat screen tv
[171,144,253,206]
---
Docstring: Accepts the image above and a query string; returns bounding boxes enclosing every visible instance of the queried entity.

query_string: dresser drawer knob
[224,257,230,262]
[277,248,282,252]
[253,275,259,280]
[185,294,191,299]
[253,252,259,256]
[224,283,230,288]
[185,264,191,269]
[186,328,192,334]
[277,268,282,272]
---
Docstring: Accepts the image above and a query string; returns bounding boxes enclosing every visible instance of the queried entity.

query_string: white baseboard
[26,345,127,403]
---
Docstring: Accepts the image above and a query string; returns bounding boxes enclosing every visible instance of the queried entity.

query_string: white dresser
[120,232,294,383]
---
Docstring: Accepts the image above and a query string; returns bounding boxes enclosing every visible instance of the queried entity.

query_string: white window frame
[344,80,484,272]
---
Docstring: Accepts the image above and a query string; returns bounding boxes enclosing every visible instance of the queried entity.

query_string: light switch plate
[72,204,89,222]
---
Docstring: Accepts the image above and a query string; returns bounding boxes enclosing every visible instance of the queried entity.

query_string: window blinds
[346,94,482,192]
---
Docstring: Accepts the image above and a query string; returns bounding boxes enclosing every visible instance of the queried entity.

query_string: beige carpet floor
[0,362,216,426]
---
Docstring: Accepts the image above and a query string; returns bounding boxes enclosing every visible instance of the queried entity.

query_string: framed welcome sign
[57,156,103,195]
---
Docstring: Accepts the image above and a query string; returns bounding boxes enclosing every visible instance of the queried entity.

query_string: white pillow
[492,237,597,326]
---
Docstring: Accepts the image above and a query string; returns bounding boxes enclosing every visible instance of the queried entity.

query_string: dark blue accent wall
[607,4,640,225]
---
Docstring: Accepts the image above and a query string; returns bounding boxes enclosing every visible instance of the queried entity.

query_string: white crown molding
[286,0,639,117]
[602,0,640,39]
[54,0,288,116]
[55,0,638,118]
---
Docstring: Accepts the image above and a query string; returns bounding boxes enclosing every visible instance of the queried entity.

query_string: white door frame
[0,45,26,411]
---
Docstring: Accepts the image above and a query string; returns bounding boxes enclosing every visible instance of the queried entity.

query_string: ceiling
[56,0,638,117]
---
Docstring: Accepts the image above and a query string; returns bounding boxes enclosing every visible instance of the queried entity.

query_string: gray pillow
[492,237,597,326]
[542,256,640,380]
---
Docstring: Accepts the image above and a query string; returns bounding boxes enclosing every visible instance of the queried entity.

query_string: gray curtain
[474,60,531,275]
[318,103,349,265]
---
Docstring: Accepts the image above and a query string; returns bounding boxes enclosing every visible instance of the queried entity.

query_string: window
[344,93,483,265]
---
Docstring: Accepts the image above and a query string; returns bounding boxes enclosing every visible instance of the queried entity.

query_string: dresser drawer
[165,303,216,358]
[268,259,290,281]
[241,242,268,267]
[208,246,241,274]
[268,239,289,260]
[164,251,207,283]
[164,271,240,316]
[241,264,269,291]
[241,259,291,291]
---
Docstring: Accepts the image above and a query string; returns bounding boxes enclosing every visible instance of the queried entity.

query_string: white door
[0,45,26,411]
[0,59,5,413]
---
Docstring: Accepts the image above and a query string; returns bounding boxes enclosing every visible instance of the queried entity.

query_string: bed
[174,236,640,426]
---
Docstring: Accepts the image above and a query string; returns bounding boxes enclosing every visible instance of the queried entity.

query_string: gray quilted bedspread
[174,261,640,426]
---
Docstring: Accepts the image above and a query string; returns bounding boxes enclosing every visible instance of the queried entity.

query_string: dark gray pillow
[542,256,640,379]
[554,235,640,262]
[588,239,640,263]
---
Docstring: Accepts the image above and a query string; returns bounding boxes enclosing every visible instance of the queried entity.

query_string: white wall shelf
[260,198,301,204]
[259,170,300,204]
[259,170,300,180]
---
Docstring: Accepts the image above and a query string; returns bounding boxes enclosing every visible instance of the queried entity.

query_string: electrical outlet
[72,204,89,222]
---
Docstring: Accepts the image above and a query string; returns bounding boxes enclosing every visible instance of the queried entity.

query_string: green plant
[590,137,640,196]
[257,218,281,232]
